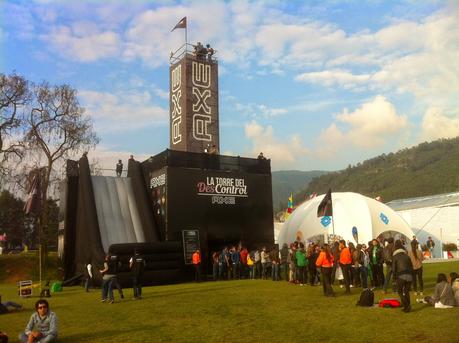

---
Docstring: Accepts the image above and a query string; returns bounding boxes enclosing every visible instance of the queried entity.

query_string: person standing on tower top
[116,159,123,177]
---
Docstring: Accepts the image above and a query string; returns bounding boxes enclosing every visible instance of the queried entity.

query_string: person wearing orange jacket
[316,244,335,297]
[339,240,352,294]
[192,249,201,282]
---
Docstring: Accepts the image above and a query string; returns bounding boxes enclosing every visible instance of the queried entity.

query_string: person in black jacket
[392,240,414,312]
[130,250,146,299]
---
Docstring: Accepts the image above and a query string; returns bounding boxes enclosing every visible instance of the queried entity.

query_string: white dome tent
[278,192,414,246]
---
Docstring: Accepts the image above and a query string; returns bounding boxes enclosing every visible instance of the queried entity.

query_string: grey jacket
[24,310,58,337]
[432,281,456,307]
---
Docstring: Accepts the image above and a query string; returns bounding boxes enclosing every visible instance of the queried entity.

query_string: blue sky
[2,0,459,172]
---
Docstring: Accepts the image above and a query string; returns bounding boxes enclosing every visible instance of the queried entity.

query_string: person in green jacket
[295,243,308,286]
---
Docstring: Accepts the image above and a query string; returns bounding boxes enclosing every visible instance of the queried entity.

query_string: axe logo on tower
[197,176,248,205]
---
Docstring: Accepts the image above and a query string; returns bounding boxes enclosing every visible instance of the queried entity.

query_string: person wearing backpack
[392,239,414,312]
[130,250,146,299]
[383,238,395,294]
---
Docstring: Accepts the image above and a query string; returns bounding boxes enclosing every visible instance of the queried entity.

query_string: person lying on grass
[19,299,57,343]
[0,294,23,314]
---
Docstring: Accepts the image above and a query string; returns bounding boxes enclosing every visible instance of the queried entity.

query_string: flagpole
[331,191,335,241]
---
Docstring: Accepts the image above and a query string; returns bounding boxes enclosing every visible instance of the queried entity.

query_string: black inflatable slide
[61,155,184,286]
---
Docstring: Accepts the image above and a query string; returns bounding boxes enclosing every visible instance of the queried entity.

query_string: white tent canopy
[278,192,414,246]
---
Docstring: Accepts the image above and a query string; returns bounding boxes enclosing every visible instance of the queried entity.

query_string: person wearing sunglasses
[19,299,57,342]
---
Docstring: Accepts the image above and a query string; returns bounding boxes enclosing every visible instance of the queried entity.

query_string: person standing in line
[270,246,280,281]
[360,244,370,288]
[369,239,384,288]
[115,159,123,177]
[339,240,352,294]
[253,248,261,279]
[392,239,414,313]
[408,240,424,296]
[261,247,269,280]
[212,250,220,281]
[383,237,395,294]
[192,249,201,282]
[130,250,146,298]
[218,247,228,280]
[280,243,289,281]
[316,244,335,297]
[307,244,318,286]
[426,236,435,258]
[85,259,93,292]
[295,243,307,286]
[240,246,248,279]
[19,299,57,342]
[331,241,340,285]
[230,247,240,280]
[247,252,254,279]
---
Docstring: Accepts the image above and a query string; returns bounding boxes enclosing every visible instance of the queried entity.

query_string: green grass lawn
[1,261,458,343]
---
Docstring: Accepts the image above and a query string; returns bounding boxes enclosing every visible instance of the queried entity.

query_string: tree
[0,190,26,248]
[23,81,99,249]
[0,72,30,178]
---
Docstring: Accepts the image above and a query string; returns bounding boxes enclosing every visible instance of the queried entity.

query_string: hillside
[272,170,328,211]
[295,137,459,203]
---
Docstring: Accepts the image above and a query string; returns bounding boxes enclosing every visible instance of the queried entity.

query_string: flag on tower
[171,17,187,31]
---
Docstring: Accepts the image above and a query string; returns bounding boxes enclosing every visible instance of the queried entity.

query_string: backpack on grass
[356,289,374,307]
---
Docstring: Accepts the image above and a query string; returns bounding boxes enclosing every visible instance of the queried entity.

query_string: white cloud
[315,96,408,156]
[296,70,371,88]
[244,121,309,169]
[421,108,459,141]
[79,89,168,132]
[42,25,120,62]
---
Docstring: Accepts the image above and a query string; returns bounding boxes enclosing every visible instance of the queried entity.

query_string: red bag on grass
[379,298,401,308]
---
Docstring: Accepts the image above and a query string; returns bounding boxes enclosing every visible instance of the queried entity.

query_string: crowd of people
[210,236,459,312]
[1,236,457,341]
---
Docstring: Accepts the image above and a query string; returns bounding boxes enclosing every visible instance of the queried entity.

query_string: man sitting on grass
[19,299,57,343]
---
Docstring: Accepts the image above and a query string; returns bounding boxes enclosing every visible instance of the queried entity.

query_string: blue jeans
[383,265,395,292]
[20,333,57,343]
[248,265,254,279]
[101,276,114,300]
[271,263,279,281]
[213,263,219,280]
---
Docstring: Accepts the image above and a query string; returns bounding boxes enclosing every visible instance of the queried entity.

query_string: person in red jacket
[316,244,335,297]
[339,240,352,294]
[192,250,201,282]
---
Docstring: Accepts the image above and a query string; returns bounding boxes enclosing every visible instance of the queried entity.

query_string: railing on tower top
[169,43,218,65]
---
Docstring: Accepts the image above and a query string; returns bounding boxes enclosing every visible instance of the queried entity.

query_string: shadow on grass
[58,325,158,342]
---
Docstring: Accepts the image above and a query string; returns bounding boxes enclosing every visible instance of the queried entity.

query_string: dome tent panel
[279,192,414,247]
